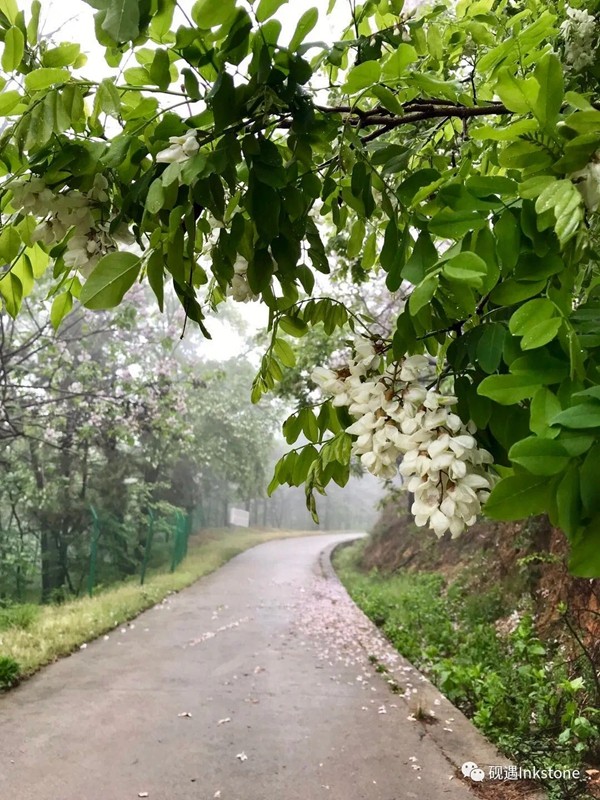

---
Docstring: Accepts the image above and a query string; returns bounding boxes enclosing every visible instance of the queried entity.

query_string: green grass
[334,540,600,800]
[0,527,320,686]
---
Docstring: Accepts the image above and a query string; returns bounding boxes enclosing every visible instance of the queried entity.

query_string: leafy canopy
[1,0,600,572]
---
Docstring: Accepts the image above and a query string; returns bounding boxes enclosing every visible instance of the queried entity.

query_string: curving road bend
[0,534,478,800]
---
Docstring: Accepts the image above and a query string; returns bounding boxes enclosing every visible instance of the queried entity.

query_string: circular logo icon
[461,762,478,778]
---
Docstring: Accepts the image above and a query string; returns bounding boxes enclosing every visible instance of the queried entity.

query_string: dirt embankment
[361,495,600,655]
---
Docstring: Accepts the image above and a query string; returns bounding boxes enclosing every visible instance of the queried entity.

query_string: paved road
[0,534,477,800]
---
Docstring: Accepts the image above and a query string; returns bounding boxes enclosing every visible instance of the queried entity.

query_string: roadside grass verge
[0,527,320,687]
[334,540,600,800]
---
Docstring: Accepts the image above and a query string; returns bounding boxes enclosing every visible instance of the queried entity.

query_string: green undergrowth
[0,527,319,689]
[334,541,600,800]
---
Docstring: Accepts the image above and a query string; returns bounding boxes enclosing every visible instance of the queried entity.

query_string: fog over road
[0,534,478,800]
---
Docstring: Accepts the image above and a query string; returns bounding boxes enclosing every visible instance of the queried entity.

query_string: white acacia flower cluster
[156,129,199,164]
[560,6,598,72]
[569,152,600,212]
[10,176,131,277]
[312,339,495,538]
[226,256,258,303]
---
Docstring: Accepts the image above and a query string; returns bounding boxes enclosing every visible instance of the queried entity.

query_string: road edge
[321,539,547,800]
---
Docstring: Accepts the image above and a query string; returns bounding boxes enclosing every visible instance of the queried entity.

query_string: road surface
[0,534,478,800]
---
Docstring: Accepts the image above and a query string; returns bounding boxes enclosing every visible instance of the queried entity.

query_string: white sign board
[229,507,250,527]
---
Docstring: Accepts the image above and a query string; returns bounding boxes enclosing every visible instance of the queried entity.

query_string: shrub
[0,603,39,631]
[0,657,20,689]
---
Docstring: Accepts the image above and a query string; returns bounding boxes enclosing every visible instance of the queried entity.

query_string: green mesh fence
[87,504,193,597]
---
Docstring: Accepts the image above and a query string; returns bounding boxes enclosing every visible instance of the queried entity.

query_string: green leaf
[146,251,164,312]
[535,179,583,247]
[247,248,273,293]
[102,0,140,42]
[569,522,600,577]
[27,0,41,45]
[370,85,403,115]
[0,227,21,262]
[42,42,81,68]
[80,252,141,309]
[509,298,556,335]
[192,0,235,27]
[182,68,200,102]
[0,90,22,115]
[282,412,302,445]
[146,178,165,214]
[292,444,318,485]
[533,52,563,128]
[560,435,594,457]
[347,218,365,259]
[300,408,319,443]
[510,352,568,384]
[442,251,487,287]
[0,0,18,23]
[494,68,538,114]
[288,7,318,51]
[402,231,437,284]
[149,48,171,91]
[551,404,600,430]
[509,298,562,350]
[466,176,517,197]
[530,387,561,438]
[381,43,418,79]
[273,337,295,368]
[521,318,562,350]
[2,26,24,72]
[580,445,600,516]
[476,323,506,374]
[491,278,546,306]
[429,209,486,239]
[343,61,381,93]
[25,68,70,91]
[494,210,520,273]
[249,181,280,241]
[556,465,580,537]
[12,255,33,297]
[478,373,541,405]
[0,272,22,317]
[100,135,132,167]
[256,0,287,22]
[509,437,570,476]
[519,175,556,200]
[50,291,73,330]
[279,315,308,337]
[573,385,600,402]
[484,474,550,520]
[409,274,439,316]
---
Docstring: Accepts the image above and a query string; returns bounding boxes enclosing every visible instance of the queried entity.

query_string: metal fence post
[140,508,156,586]
[88,505,100,598]
[171,511,181,572]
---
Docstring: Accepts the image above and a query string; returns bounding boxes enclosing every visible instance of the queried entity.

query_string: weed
[334,542,600,800]
[0,656,20,689]
[0,604,39,631]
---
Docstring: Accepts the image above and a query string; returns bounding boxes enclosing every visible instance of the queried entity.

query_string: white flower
[156,129,199,164]
[569,157,600,212]
[227,272,258,303]
[561,6,598,72]
[399,355,431,382]
[310,343,495,536]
